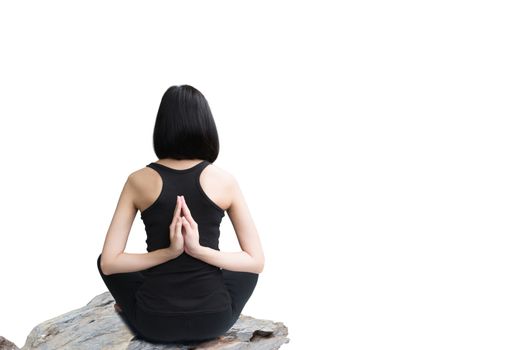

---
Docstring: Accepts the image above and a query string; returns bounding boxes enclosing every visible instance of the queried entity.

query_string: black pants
[96,253,259,344]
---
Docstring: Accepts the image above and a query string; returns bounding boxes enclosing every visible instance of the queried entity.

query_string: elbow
[254,258,265,274]
[101,264,112,276]
[100,262,112,276]
[98,252,123,276]
[99,255,113,276]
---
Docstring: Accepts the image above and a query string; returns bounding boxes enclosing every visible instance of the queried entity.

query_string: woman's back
[97,85,262,343]
[134,159,232,315]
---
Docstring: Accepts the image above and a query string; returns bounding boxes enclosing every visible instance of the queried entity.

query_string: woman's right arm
[192,175,265,274]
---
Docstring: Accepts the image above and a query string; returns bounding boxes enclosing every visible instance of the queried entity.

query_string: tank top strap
[146,160,209,175]
[193,160,211,176]
[194,160,210,173]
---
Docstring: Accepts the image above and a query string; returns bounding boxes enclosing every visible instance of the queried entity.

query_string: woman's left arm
[99,174,182,276]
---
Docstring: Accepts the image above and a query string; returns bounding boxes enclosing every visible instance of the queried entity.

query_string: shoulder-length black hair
[153,85,220,163]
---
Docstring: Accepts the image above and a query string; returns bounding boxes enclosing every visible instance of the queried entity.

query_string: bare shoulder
[127,165,159,188]
[203,162,238,188]
[202,162,240,210]
[125,165,162,211]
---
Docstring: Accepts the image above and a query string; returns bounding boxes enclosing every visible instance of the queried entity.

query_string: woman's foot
[114,303,123,313]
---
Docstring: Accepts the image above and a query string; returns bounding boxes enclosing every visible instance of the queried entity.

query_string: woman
[96,85,265,345]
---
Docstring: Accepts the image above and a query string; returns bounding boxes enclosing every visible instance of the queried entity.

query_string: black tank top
[134,160,232,315]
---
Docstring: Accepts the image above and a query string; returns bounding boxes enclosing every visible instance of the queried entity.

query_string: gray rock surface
[0,336,19,350]
[1,291,289,349]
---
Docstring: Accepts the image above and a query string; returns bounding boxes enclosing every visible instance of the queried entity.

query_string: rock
[0,336,20,350]
[18,291,289,349]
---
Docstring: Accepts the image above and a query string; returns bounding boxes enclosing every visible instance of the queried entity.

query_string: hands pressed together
[167,195,202,259]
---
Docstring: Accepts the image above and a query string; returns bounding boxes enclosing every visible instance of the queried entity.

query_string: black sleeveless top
[134,160,232,315]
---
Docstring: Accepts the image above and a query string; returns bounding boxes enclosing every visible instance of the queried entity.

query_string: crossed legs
[95,253,259,342]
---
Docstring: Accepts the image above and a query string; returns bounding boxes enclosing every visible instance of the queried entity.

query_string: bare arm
[99,174,182,276]
[193,247,262,274]
[187,175,265,274]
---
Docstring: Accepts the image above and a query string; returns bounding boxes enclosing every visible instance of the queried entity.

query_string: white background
[1,1,524,349]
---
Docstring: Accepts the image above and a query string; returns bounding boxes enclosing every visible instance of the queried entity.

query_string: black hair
[153,85,219,163]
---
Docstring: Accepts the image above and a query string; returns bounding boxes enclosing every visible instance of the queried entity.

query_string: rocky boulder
[1,291,289,349]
